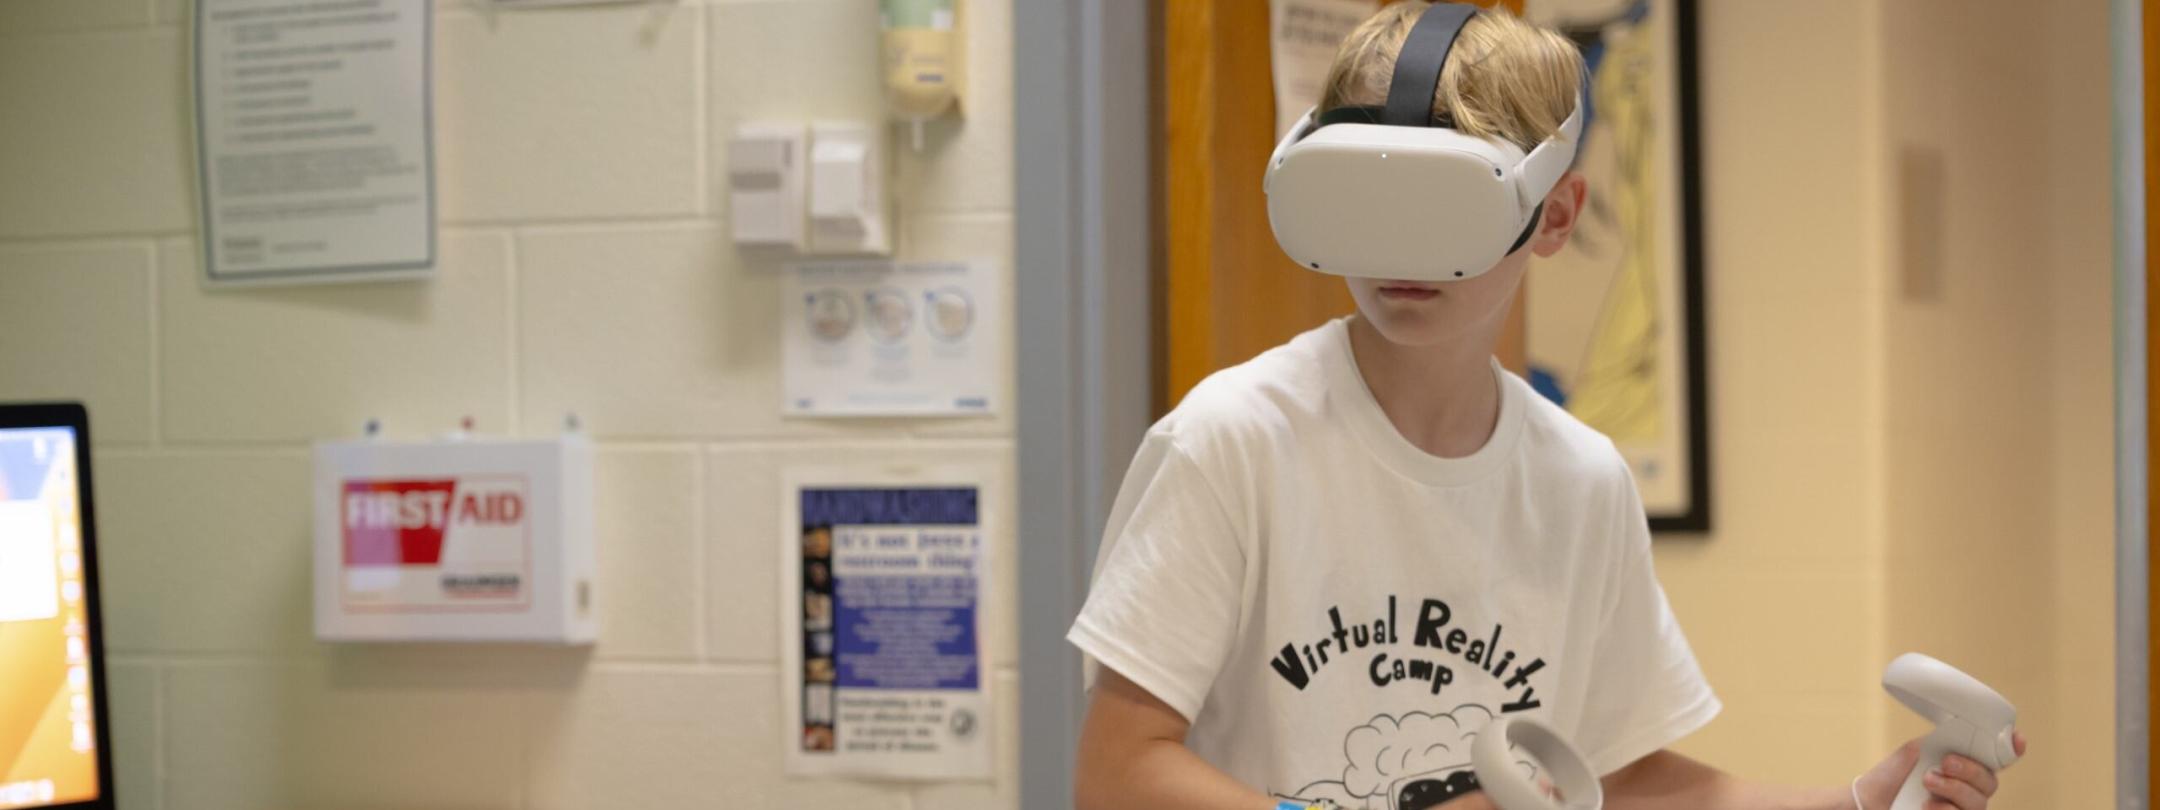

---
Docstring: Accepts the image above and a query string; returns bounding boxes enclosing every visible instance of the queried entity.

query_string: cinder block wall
[0,2,1018,808]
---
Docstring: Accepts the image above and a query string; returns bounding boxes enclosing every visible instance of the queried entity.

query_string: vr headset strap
[1514,87,1587,208]
[1315,105,1384,128]
[1507,203,1544,255]
[1384,3,1478,127]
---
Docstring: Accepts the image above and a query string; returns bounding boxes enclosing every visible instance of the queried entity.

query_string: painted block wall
[0,1,1018,808]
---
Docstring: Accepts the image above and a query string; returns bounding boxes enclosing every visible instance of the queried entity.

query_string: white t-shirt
[1068,318,1719,810]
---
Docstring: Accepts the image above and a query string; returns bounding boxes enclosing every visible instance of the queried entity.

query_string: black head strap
[1315,105,1384,128]
[1317,104,1461,131]
[1506,203,1544,255]
[1384,3,1478,127]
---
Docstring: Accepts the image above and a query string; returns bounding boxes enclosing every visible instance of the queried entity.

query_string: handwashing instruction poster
[780,468,992,781]
[781,260,1000,418]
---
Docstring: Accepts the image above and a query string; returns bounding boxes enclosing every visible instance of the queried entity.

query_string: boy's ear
[1529,171,1588,258]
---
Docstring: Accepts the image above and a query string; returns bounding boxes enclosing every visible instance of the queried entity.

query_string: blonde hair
[1319,2,1584,152]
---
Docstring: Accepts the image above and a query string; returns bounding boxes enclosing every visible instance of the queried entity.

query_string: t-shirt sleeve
[1067,433,1247,723]
[1573,470,1722,775]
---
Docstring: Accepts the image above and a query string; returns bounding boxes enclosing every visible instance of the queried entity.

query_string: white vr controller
[1468,653,2014,810]
[1471,717,1603,810]
[1461,653,2013,810]
[1882,653,2019,810]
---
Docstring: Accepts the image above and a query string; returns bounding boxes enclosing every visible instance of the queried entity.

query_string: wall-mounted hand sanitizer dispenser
[313,428,596,643]
[882,0,965,151]
[808,122,890,255]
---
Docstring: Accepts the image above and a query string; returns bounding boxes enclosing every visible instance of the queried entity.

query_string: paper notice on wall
[1271,0,1378,139]
[782,260,1000,418]
[193,0,436,285]
[781,469,992,781]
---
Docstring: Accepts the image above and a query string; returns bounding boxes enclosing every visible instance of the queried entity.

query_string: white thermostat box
[730,121,808,250]
[313,432,596,643]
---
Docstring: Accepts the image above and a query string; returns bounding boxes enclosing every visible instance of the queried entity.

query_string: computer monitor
[0,404,113,810]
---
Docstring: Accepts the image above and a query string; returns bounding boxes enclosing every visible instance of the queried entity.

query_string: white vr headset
[1264,2,1585,282]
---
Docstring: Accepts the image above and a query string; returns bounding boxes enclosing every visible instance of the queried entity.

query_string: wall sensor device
[1471,717,1603,810]
[1881,653,2019,810]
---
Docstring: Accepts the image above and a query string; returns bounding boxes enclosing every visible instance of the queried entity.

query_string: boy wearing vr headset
[1069,3,2025,810]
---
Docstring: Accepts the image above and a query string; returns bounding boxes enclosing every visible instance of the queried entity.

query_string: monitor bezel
[0,402,116,810]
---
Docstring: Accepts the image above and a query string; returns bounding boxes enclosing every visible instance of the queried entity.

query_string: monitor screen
[0,424,101,809]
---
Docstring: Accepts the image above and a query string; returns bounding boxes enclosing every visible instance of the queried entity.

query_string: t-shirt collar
[1321,317,1527,487]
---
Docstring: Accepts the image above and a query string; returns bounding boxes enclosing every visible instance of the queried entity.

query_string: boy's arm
[1603,738,2020,810]
[1076,673,2018,810]
[1601,750,1849,810]
[1076,667,1276,810]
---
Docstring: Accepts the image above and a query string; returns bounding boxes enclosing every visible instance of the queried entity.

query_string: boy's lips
[1377,282,1439,301]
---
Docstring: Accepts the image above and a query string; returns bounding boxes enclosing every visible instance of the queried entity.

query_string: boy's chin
[1357,311,1463,348]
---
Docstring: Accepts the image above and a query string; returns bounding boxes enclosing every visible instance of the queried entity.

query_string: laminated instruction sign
[781,469,992,781]
[193,0,436,284]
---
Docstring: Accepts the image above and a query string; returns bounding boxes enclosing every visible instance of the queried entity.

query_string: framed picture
[1521,0,1709,532]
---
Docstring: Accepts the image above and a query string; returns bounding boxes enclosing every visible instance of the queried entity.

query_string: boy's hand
[1431,796,1499,810]
[1853,732,2028,810]
[1431,776,1561,810]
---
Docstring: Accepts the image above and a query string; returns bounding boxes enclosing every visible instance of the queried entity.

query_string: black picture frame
[1527,0,1710,534]
[1665,0,1710,535]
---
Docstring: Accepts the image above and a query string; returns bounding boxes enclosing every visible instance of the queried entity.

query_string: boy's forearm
[1604,751,1853,810]
[1075,736,1274,810]
[1608,780,1850,810]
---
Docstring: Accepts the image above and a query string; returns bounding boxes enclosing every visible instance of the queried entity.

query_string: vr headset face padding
[1262,2,1584,283]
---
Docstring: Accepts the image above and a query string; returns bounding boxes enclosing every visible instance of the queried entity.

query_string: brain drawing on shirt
[1278,705,1538,810]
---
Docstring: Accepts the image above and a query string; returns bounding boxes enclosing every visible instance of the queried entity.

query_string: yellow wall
[1655,2,2115,807]
[1654,0,1888,783]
